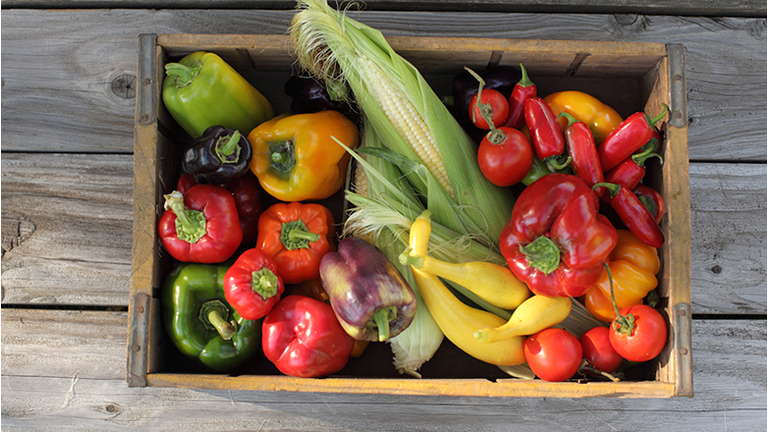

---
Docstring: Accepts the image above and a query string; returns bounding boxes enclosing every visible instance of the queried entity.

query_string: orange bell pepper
[583,229,660,321]
[544,91,623,145]
[248,110,359,202]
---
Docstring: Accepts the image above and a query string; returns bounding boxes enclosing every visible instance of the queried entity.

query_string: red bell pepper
[602,150,663,202]
[501,63,536,130]
[256,201,335,284]
[593,182,664,248]
[224,248,284,320]
[560,113,605,197]
[262,295,355,378]
[499,173,618,297]
[158,184,242,263]
[598,106,668,172]
[524,97,567,163]
[177,172,263,248]
[634,184,666,224]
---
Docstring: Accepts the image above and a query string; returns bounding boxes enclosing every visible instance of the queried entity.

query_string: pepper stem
[518,62,534,88]
[164,61,202,88]
[558,112,580,128]
[631,148,663,168]
[199,300,236,341]
[519,235,561,275]
[606,263,635,335]
[592,182,621,199]
[251,267,280,300]
[215,130,242,164]
[545,153,572,171]
[269,140,297,175]
[637,195,658,218]
[163,190,206,243]
[280,220,320,250]
[646,104,669,128]
[372,307,395,342]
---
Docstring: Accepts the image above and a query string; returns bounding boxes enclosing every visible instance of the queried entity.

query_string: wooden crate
[128,33,692,398]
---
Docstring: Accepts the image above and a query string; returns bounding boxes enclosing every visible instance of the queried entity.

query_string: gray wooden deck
[2,2,766,430]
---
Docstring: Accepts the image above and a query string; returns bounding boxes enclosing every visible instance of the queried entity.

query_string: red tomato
[579,326,623,373]
[609,304,667,362]
[469,89,510,130]
[524,328,583,382]
[477,127,534,187]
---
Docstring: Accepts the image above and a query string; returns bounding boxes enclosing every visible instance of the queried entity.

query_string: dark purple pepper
[451,65,521,127]
[284,75,353,115]
[181,125,252,185]
[319,237,417,342]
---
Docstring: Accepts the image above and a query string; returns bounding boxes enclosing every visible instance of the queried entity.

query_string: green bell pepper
[162,51,275,138]
[162,262,261,371]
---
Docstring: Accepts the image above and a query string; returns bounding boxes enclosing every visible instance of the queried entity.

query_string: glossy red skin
[580,326,623,373]
[598,112,654,172]
[524,328,583,382]
[469,89,510,129]
[633,184,666,224]
[477,127,534,186]
[262,295,355,378]
[256,202,336,284]
[157,184,242,263]
[605,184,664,248]
[609,304,668,362]
[501,80,537,130]
[524,97,566,159]
[499,173,618,297]
[177,172,263,248]
[604,158,645,196]
[224,248,284,320]
[565,120,605,198]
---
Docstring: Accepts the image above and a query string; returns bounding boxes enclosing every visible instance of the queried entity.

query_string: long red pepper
[560,113,604,197]
[525,97,567,162]
[593,182,664,248]
[602,150,663,201]
[501,63,536,130]
[633,184,665,224]
[598,105,668,172]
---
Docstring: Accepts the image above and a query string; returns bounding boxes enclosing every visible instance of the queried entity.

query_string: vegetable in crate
[560,113,605,197]
[157,184,242,263]
[543,90,623,145]
[320,237,417,342]
[162,262,261,371]
[182,126,253,185]
[524,328,583,382]
[500,63,536,130]
[466,67,510,130]
[451,65,521,127]
[284,75,352,114]
[224,248,285,320]
[583,229,661,322]
[473,294,572,343]
[499,173,618,297]
[163,51,274,138]
[609,303,667,363]
[580,326,624,375]
[593,182,664,248]
[598,105,668,172]
[248,110,359,202]
[634,184,665,224]
[256,201,335,284]
[262,295,355,378]
[603,149,663,198]
[525,97,570,169]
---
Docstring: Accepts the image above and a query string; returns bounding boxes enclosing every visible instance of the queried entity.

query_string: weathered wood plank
[1,10,765,160]
[2,154,765,314]
[1,309,765,431]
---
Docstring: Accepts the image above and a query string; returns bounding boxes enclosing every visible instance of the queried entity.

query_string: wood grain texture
[1,10,765,160]
[1,309,765,431]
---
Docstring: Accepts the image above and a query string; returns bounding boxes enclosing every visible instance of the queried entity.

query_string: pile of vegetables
[155,0,671,383]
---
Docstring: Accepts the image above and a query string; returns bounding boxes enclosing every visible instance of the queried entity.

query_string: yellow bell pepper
[583,229,660,322]
[544,91,623,145]
[248,110,359,202]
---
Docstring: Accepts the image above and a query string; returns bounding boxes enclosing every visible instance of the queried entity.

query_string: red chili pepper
[262,295,355,378]
[177,172,263,248]
[256,201,336,284]
[499,173,618,297]
[593,182,664,248]
[602,149,663,203]
[634,184,666,224]
[157,184,242,263]
[224,248,285,320]
[560,113,605,197]
[524,97,567,162]
[501,63,536,130]
[598,106,668,172]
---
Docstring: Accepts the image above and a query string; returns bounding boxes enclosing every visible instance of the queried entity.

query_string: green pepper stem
[545,154,572,171]
[251,267,280,300]
[647,104,669,128]
[199,300,236,341]
[288,229,320,243]
[558,112,579,128]
[215,130,242,164]
[280,220,320,250]
[519,235,561,275]
[518,62,534,88]
[164,61,202,88]
[638,195,658,218]
[631,148,663,168]
[592,182,621,199]
[373,308,393,342]
[163,191,206,243]
[606,263,635,335]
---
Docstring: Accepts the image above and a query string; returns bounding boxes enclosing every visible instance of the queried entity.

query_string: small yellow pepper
[401,211,525,366]
[583,229,661,322]
[248,110,359,202]
[544,91,623,144]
